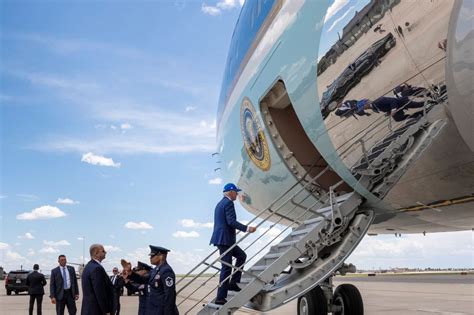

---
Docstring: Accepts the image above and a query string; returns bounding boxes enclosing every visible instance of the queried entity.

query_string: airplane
[177,1,473,314]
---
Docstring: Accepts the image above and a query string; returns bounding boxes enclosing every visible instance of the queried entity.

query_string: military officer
[123,246,179,315]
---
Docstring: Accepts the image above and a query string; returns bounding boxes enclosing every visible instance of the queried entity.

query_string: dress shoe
[214,298,227,305]
[228,284,241,292]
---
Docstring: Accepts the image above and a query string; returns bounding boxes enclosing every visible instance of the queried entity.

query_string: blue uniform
[210,196,248,300]
[129,262,178,315]
[124,282,147,315]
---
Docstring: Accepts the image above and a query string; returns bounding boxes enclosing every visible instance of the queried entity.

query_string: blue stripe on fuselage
[217,0,277,126]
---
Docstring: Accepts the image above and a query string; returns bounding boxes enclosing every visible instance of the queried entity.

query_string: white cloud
[8,70,99,93]
[201,3,221,16]
[19,232,35,240]
[6,250,25,260]
[125,247,150,264]
[56,197,80,205]
[77,237,84,241]
[43,240,71,246]
[16,205,66,220]
[168,250,204,273]
[81,152,121,168]
[324,0,350,22]
[124,221,153,230]
[0,242,9,250]
[172,231,200,238]
[27,249,35,256]
[120,123,132,130]
[16,193,39,201]
[104,245,122,252]
[40,107,217,155]
[208,177,222,185]
[185,106,196,112]
[202,0,244,16]
[349,231,474,269]
[4,34,147,61]
[327,6,355,32]
[39,247,60,254]
[178,219,213,229]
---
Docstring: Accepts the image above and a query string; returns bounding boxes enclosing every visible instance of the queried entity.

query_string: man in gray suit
[26,264,47,315]
[50,255,79,315]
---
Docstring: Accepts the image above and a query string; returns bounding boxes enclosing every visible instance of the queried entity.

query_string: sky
[0,0,472,275]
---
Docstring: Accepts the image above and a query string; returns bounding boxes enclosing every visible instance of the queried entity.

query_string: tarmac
[1,273,473,314]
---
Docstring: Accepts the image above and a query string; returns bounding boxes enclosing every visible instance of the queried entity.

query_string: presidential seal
[240,98,271,171]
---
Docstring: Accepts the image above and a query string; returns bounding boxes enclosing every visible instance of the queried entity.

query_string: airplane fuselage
[216,0,474,234]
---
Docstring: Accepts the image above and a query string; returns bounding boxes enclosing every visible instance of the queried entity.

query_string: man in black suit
[81,243,113,315]
[50,254,80,315]
[110,267,124,315]
[26,264,47,315]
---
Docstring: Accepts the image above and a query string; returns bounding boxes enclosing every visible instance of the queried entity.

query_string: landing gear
[297,286,327,315]
[297,265,364,315]
[332,284,364,315]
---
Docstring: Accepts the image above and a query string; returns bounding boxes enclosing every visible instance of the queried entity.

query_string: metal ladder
[176,162,374,314]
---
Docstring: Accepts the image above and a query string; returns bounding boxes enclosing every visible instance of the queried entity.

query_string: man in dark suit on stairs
[50,254,79,315]
[26,264,47,315]
[81,243,113,315]
[210,183,257,305]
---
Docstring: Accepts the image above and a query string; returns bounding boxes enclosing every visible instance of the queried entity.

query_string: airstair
[176,163,374,314]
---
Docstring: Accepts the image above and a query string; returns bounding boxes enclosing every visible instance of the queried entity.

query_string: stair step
[291,227,313,237]
[249,265,267,272]
[205,302,222,310]
[264,252,283,260]
[303,216,325,226]
[240,277,252,284]
[276,239,298,249]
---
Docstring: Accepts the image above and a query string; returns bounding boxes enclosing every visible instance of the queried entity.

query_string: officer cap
[136,261,152,271]
[149,245,170,256]
[223,183,242,192]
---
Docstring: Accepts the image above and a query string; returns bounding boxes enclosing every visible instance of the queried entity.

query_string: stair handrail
[175,158,328,289]
[178,185,320,310]
[176,165,331,298]
[183,184,347,314]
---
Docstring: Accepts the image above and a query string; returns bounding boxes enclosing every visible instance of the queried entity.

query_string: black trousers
[29,294,43,315]
[56,289,77,315]
[112,291,121,315]
[216,245,247,300]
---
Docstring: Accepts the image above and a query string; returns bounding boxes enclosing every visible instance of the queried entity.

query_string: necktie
[62,267,68,289]
[112,275,116,285]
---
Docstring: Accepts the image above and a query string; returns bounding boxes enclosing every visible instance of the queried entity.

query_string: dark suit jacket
[81,260,113,315]
[26,270,47,295]
[110,274,124,294]
[210,197,248,246]
[50,265,79,300]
